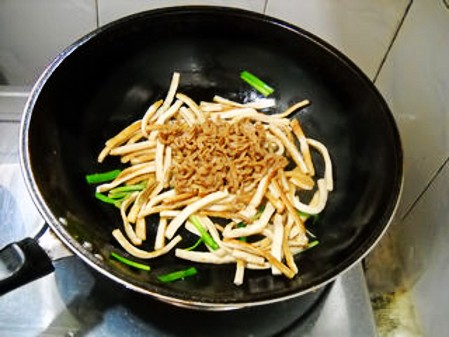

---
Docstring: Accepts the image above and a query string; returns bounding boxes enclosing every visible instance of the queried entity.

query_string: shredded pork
[158,118,288,195]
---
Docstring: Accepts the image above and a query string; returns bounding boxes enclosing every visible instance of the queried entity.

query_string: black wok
[1,6,402,309]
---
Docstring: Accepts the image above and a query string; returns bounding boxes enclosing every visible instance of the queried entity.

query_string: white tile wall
[375,0,449,219]
[97,0,266,25]
[0,0,97,86]
[0,0,410,86]
[366,0,449,334]
[265,0,411,79]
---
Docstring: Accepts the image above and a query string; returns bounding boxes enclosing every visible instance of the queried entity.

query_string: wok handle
[0,238,54,296]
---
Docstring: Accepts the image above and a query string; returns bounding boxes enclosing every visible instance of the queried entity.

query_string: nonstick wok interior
[22,7,402,308]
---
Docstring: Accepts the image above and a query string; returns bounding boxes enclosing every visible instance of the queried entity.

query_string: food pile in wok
[87,72,333,285]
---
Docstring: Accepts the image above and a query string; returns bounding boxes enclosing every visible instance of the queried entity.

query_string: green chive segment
[240,71,274,97]
[237,222,247,242]
[110,252,151,271]
[297,210,319,225]
[298,240,319,254]
[189,215,219,250]
[185,237,204,251]
[108,183,146,195]
[86,169,121,184]
[307,240,319,249]
[158,267,198,283]
[95,192,119,205]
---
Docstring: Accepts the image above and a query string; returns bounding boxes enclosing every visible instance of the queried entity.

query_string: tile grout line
[376,0,447,222]
[373,0,414,83]
[263,0,269,14]
[95,0,100,28]
[400,156,449,221]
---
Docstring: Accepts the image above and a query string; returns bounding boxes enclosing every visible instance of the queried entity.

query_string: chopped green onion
[107,191,132,200]
[157,267,198,283]
[107,183,146,201]
[297,210,319,238]
[109,183,146,195]
[297,210,310,218]
[110,252,151,271]
[237,222,247,242]
[307,240,319,249]
[294,240,319,257]
[252,205,265,220]
[95,192,119,205]
[185,237,204,251]
[240,71,274,97]
[189,215,219,251]
[86,169,121,184]
[297,210,319,225]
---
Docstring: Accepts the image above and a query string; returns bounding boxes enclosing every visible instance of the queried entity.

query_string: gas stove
[0,87,377,336]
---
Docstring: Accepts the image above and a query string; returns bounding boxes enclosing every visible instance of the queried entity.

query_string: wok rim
[19,5,404,310]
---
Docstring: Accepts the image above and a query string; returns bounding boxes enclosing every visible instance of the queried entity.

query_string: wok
[0,6,402,309]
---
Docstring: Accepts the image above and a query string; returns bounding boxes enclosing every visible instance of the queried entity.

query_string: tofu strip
[223,202,275,238]
[269,125,308,174]
[175,249,235,264]
[271,214,284,275]
[165,191,229,239]
[112,229,182,259]
[307,138,333,191]
[142,100,163,137]
[291,179,328,215]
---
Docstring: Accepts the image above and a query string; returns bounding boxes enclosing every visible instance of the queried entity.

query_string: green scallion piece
[189,215,219,251]
[185,237,204,251]
[110,252,151,271]
[293,240,319,257]
[297,210,319,225]
[240,71,274,97]
[307,240,319,249]
[95,192,119,205]
[237,222,247,242]
[252,205,265,221]
[297,210,310,218]
[157,267,198,283]
[86,169,122,184]
[107,191,131,200]
[109,183,146,195]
